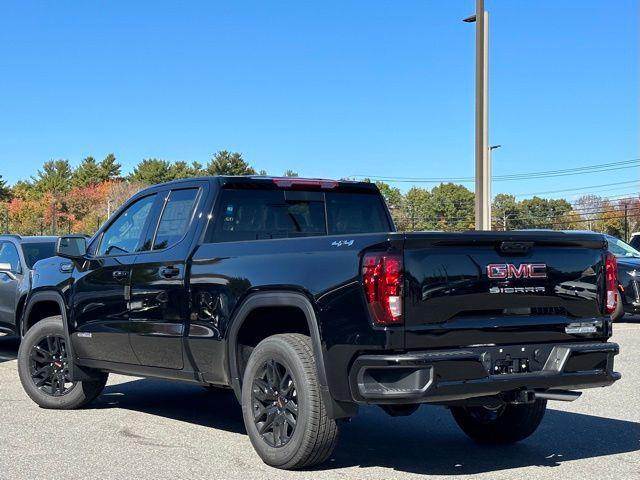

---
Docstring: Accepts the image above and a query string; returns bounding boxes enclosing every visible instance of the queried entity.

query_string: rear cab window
[209,187,391,243]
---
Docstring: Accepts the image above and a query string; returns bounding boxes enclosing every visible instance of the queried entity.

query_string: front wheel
[451,399,547,444]
[241,334,339,470]
[18,316,108,409]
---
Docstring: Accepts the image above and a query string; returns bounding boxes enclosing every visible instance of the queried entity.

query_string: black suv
[17,177,620,470]
[0,235,58,336]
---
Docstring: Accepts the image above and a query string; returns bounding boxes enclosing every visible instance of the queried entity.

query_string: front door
[70,193,159,364]
[129,186,201,369]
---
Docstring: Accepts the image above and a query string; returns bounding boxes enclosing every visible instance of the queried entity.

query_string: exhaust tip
[534,390,582,402]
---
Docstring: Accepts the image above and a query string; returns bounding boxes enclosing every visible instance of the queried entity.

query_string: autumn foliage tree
[1,152,638,238]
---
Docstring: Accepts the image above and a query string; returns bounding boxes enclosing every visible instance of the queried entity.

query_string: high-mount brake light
[605,252,618,314]
[362,252,403,326]
[272,178,339,189]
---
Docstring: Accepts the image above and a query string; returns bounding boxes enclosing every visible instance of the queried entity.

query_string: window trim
[94,192,160,258]
[147,186,202,253]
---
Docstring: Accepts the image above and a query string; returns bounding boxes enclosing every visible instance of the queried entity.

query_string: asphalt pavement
[1,321,639,480]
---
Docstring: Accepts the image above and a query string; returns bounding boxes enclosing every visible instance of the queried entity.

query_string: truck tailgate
[402,231,609,349]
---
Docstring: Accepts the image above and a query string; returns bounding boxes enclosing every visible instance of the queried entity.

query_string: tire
[451,399,547,444]
[611,291,625,322]
[241,333,339,470]
[17,316,108,409]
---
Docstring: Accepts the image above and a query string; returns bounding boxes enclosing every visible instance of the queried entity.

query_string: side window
[97,194,157,256]
[0,242,21,272]
[152,188,199,250]
[326,192,390,234]
[211,189,326,242]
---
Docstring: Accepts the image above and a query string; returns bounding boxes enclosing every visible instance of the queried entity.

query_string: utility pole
[464,0,490,230]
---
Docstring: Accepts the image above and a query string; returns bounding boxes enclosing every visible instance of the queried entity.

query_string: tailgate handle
[499,241,533,254]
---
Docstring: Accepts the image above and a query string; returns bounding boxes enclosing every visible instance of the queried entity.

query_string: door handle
[112,270,129,280]
[160,266,180,279]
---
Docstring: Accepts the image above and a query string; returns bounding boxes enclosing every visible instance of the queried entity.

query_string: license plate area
[493,356,530,374]
[486,345,544,375]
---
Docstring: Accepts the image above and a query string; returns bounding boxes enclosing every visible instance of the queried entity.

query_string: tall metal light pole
[464,0,490,230]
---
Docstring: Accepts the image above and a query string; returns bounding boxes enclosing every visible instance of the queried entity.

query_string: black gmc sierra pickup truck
[17,176,620,469]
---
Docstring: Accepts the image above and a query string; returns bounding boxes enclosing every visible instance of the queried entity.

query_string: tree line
[0,151,637,239]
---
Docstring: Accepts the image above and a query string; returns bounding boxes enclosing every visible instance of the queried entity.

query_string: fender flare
[226,291,355,418]
[21,290,99,381]
[21,290,69,338]
[227,291,328,394]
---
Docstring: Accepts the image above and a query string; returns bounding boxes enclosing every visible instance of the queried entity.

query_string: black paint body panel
[22,177,619,414]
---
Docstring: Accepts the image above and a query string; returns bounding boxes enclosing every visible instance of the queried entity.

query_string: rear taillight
[605,252,618,314]
[362,252,403,326]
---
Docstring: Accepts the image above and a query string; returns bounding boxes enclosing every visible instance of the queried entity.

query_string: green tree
[0,174,10,201]
[492,194,520,231]
[403,187,432,231]
[426,183,475,231]
[99,153,121,180]
[11,180,35,200]
[170,161,205,179]
[72,156,102,187]
[128,158,173,184]
[207,151,256,176]
[283,170,299,177]
[32,159,73,196]
[518,196,572,229]
[375,181,402,209]
[31,159,73,234]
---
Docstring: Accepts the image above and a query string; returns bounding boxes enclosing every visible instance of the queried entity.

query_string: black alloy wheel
[251,359,299,448]
[29,334,75,396]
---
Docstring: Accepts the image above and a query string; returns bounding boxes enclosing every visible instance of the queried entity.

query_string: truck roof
[0,234,58,243]
[149,175,380,194]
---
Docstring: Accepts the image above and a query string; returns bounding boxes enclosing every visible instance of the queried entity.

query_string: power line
[355,158,640,184]
[402,204,640,225]
[564,188,640,200]
[513,180,639,197]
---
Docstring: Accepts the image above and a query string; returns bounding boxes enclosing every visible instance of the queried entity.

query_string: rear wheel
[18,316,108,409]
[451,399,547,444]
[241,334,339,470]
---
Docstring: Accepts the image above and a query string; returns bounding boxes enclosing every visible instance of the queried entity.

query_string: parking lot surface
[1,321,639,480]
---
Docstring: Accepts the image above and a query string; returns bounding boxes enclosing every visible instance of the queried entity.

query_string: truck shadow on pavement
[0,335,19,363]
[95,377,640,475]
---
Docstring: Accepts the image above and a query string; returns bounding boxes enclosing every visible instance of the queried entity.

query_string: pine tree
[207,151,256,176]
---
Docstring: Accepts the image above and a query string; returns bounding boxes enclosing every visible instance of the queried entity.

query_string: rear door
[402,232,607,349]
[128,183,204,370]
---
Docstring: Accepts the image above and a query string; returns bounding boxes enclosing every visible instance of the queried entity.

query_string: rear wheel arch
[227,292,328,401]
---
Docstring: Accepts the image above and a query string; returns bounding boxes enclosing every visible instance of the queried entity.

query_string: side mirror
[56,235,88,260]
[0,263,16,280]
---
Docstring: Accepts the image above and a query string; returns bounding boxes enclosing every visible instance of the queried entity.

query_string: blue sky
[0,0,637,200]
